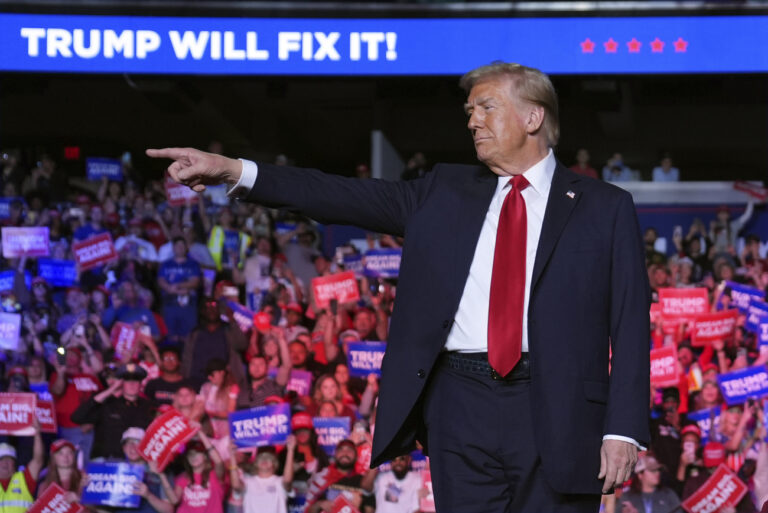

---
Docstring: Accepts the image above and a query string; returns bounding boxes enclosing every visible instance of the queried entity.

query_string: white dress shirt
[229,155,643,449]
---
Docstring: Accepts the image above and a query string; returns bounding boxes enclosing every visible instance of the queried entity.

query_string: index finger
[146,148,189,160]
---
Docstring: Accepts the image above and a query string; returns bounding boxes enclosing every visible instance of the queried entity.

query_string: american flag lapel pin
[566,190,575,199]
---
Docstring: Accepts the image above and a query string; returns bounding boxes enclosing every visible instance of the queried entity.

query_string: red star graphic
[650,38,665,53]
[627,38,642,53]
[604,38,618,53]
[673,37,688,52]
[580,38,595,53]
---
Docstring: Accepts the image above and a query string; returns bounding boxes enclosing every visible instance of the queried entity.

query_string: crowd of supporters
[0,147,766,513]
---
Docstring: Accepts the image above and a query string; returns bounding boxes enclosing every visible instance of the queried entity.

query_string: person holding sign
[230,434,297,513]
[0,418,43,513]
[37,440,82,504]
[117,428,175,513]
[148,61,651,512]
[171,432,226,513]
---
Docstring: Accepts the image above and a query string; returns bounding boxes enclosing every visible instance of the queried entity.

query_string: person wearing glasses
[620,453,680,513]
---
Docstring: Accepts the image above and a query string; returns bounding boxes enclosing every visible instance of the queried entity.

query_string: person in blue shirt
[101,281,160,338]
[158,237,202,338]
[72,205,109,242]
[652,155,680,182]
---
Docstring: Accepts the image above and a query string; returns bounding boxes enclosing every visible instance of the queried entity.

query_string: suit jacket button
[417,369,426,378]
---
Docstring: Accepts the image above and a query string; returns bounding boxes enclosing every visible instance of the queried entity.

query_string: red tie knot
[512,174,530,192]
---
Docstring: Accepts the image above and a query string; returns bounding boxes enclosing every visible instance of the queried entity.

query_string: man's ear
[525,105,545,135]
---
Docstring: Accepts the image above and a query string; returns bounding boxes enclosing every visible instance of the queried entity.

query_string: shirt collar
[497,149,556,198]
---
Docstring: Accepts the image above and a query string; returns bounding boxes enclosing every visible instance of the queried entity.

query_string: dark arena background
[1,1,768,512]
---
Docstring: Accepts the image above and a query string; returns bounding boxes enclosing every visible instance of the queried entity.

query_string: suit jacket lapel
[531,163,582,291]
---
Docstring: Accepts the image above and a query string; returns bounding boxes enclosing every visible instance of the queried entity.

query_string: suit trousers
[422,353,601,513]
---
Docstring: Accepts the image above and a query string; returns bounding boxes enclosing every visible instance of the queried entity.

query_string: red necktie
[488,174,529,377]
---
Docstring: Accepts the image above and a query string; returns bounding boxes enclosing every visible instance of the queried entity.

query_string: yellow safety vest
[208,226,251,271]
[0,471,33,513]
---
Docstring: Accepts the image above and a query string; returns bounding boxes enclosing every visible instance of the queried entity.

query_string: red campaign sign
[355,443,372,475]
[28,483,84,513]
[165,176,199,207]
[692,310,739,347]
[650,346,679,388]
[650,303,662,324]
[138,408,199,472]
[253,312,272,332]
[36,400,57,434]
[682,464,748,513]
[659,288,710,322]
[312,271,360,309]
[72,232,118,271]
[110,322,138,361]
[0,392,37,436]
[330,494,361,513]
[420,469,436,513]
[733,181,768,201]
[1,226,50,258]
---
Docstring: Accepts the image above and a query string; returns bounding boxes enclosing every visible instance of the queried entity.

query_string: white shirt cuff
[603,435,647,451]
[226,159,258,198]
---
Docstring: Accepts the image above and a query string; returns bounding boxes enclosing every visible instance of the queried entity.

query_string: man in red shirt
[49,347,102,466]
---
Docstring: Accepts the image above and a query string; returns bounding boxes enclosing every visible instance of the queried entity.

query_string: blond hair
[459,62,559,147]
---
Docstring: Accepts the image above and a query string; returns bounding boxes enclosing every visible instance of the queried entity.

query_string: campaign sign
[138,408,199,471]
[312,271,360,309]
[1,226,50,258]
[72,232,118,271]
[0,392,36,435]
[313,417,350,456]
[285,369,313,396]
[0,197,24,220]
[82,462,144,508]
[343,253,363,277]
[275,222,298,243]
[420,469,436,513]
[30,381,53,401]
[165,176,198,206]
[745,299,768,334]
[36,399,57,434]
[0,269,31,292]
[650,303,662,325]
[86,157,123,181]
[658,288,709,322]
[37,258,78,288]
[717,366,768,406]
[28,483,84,513]
[691,310,739,346]
[650,346,679,388]
[687,408,721,445]
[110,322,138,360]
[734,181,768,201]
[719,281,765,313]
[253,311,272,332]
[227,300,256,332]
[681,464,748,513]
[760,322,768,347]
[347,341,386,378]
[363,248,401,278]
[229,403,291,448]
[330,494,360,513]
[0,312,21,351]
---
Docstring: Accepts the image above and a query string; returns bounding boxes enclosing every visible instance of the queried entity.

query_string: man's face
[0,457,15,479]
[391,455,411,475]
[175,387,196,407]
[249,357,268,380]
[678,348,693,367]
[123,439,140,462]
[161,351,180,373]
[644,229,657,245]
[334,444,357,470]
[353,311,374,336]
[465,77,531,173]
[289,342,308,367]
[173,240,187,259]
[122,379,141,398]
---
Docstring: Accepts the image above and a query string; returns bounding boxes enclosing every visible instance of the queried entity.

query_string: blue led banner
[1,14,768,75]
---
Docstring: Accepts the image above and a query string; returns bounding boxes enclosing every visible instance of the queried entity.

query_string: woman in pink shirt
[172,431,226,513]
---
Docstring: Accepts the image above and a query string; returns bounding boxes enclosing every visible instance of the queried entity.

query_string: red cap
[701,363,719,375]
[285,303,303,315]
[7,367,27,379]
[50,439,76,455]
[263,395,284,405]
[680,424,702,439]
[291,412,314,431]
[703,442,725,467]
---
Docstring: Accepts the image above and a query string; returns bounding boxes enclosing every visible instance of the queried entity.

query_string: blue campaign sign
[719,281,765,314]
[0,270,31,292]
[37,258,78,288]
[226,300,256,332]
[0,198,24,220]
[686,407,721,445]
[81,462,144,508]
[760,322,768,347]
[746,299,768,334]
[29,382,53,402]
[313,416,350,456]
[363,248,401,279]
[86,157,123,181]
[718,366,768,406]
[229,402,291,448]
[347,341,386,378]
[343,253,363,276]
[3,14,768,75]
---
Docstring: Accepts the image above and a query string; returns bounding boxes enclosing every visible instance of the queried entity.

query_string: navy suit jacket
[247,159,651,494]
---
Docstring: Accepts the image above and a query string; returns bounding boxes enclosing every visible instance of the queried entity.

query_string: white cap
[121,427,146,444]
[0,443,17,460]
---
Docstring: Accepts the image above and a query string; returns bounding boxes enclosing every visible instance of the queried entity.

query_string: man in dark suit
[147,62,650,512]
